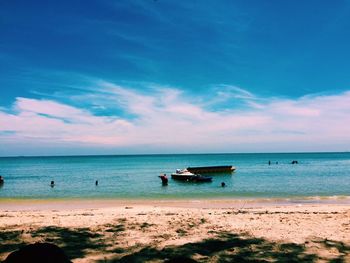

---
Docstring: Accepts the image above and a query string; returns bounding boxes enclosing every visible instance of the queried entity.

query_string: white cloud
[1,82,350,154]
[214,84,256,100]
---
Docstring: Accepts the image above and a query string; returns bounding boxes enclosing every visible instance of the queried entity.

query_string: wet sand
[1,199,350,262]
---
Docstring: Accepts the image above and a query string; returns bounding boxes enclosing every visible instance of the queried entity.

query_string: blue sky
[1,0,350,156]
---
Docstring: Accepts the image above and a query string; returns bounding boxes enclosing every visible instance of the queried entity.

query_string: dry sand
[1,199,350,262]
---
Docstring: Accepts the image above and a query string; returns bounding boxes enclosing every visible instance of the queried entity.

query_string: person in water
[50,181,55,187]
[159,174,168,185]
[0,176,4,184]
[95,180,98,186]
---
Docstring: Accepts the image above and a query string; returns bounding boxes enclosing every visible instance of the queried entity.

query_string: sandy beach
[1,199,350,262]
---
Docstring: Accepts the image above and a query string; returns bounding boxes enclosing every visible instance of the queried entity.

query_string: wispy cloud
[1,80,350,154]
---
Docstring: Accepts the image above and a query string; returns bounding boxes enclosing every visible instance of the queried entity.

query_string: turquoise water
[0,153,349,200]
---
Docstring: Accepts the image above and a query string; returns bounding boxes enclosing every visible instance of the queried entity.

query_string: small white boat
[171,169,212,182]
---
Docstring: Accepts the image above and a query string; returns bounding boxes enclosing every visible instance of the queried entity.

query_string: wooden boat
[187,165,235,174]
[171,169,212,182]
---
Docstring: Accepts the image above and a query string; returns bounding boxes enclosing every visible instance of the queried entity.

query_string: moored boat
[187,165,235,174]
[171,169,212,182]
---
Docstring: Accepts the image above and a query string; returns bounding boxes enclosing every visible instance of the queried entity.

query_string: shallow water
[0,152,349,199]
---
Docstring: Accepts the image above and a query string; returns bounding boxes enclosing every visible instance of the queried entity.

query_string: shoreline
[1,196,350,211]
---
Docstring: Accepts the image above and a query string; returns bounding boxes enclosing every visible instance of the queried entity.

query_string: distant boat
[171,169,212,182]
[187,165,235,174]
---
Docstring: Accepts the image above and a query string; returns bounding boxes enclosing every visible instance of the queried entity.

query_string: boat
[171,169,212,182]
[187,165,235,174]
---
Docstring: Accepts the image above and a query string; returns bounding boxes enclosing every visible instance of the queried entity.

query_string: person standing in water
[159,174,168,185]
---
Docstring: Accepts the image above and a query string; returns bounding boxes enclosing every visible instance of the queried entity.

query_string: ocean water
[0,153,349,200]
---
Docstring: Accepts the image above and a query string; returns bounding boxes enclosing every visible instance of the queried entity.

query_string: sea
[0,152,349,201]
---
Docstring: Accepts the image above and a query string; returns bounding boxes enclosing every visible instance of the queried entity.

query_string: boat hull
[171,174,212,182]
[187,165,235,174]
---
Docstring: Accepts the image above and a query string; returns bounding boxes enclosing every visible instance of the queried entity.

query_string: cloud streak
[1,81,350,155]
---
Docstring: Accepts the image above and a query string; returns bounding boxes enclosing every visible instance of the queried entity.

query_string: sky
[1,0,350,156]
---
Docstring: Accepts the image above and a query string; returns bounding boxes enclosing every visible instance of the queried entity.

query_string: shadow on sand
[109,232,317,263]
[0,226,106,261]
[1,227,350,262]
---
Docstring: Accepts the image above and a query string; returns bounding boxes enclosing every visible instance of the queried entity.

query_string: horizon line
[0,151,349,158]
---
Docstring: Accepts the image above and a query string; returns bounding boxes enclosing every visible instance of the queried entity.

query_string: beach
[1,153,350,261]
[1,199,350,262]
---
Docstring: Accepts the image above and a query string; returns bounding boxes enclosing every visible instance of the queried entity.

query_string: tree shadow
[104,224,126,233]
[30,226,106,259]
[2,227,350,262]
[104,232,328,263]
[313,239,350,263]
[0,230,26,256]
[0,226,107,261]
